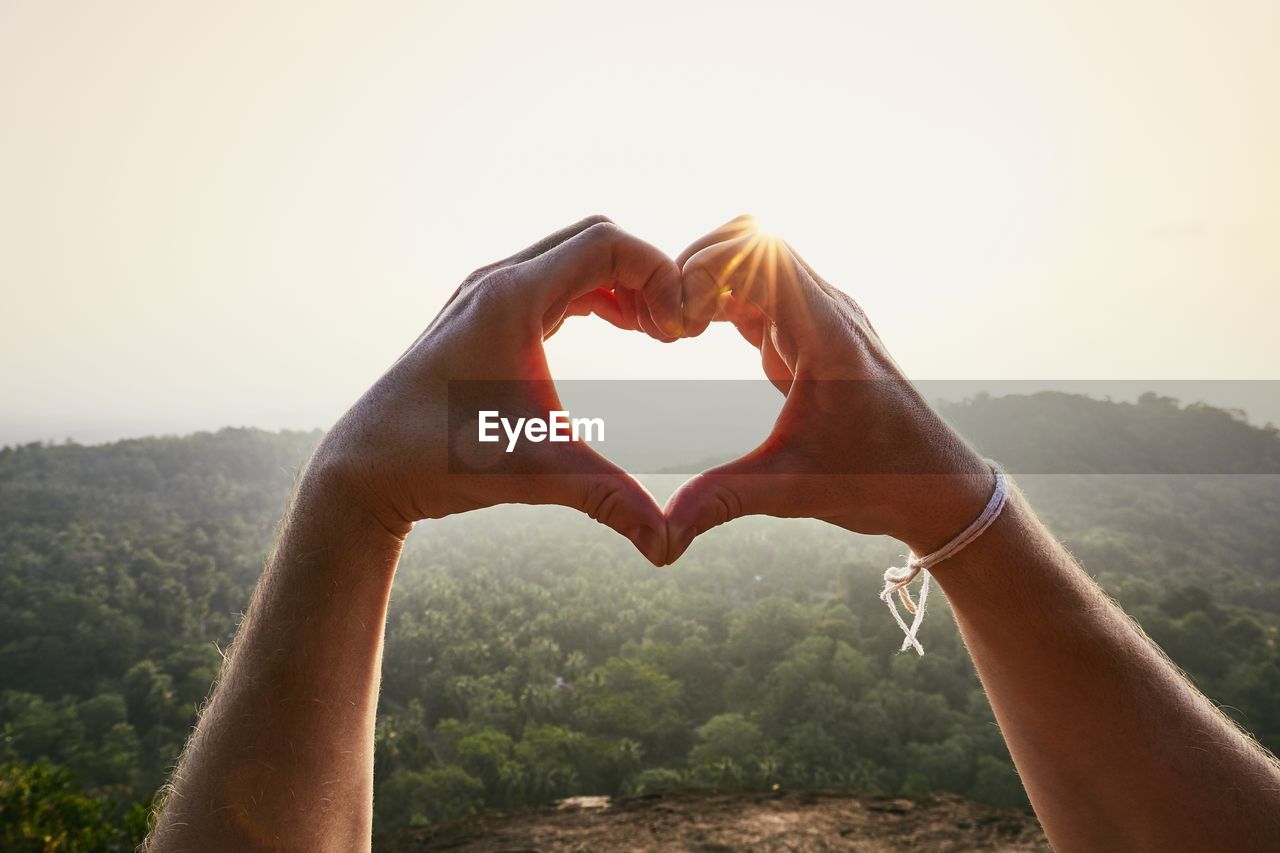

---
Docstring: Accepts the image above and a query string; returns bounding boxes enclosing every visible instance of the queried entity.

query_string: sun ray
[741,234,769,302]
[764,236,780,313]
[718,232,764,286]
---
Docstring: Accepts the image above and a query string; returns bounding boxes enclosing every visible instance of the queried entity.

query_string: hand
[664,216,994,563]
[307,216,712,566]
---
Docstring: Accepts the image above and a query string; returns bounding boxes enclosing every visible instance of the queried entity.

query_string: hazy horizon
[7,380,1280,452]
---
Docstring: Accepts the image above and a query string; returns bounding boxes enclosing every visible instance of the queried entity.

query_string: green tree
[373,765,484,831]
[456,728,514,802]
[0,760,146,852]
[689,713,767,784]
[579,658,687,762]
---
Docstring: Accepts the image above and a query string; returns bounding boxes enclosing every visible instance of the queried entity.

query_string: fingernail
[630,525,666,567]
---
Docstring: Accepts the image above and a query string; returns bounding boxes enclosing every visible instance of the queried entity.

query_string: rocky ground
[376,789,1049,852]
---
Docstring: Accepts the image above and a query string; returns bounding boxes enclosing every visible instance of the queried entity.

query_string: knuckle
[579,478,621,523]
[713,482,744,522]
[463,261,504,288]
[453,268,520,323]
[687,264,721,293]
[581,219,623,245]
[579,213,615,228]
[458,272,509,310]
[687,263,719,291]
[476,264,517,290]
[593,489,624,527]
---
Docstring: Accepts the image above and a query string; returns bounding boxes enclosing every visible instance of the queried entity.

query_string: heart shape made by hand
[435,214,993,573]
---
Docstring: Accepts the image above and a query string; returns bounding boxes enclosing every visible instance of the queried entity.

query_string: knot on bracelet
[880,557,933,656]
[879,462,1009,657]
[882,559,926,614]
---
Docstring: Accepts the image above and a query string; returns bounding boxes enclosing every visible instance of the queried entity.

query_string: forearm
[144,217,677,849]
[667,219,1280,847]
[148,470,405,852]
[931,485,1280,851]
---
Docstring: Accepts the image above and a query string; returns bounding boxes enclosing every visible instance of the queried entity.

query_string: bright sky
[2,1,1277,445]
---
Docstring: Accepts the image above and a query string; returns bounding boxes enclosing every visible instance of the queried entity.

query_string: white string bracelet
[880,462,1008,656]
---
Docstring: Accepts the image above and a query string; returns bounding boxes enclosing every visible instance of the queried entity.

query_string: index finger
[675,214,759,269]
[505,221,685,338]
[681,228,833,338]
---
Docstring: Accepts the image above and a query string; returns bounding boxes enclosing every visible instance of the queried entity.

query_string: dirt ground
[376,789,1049,852]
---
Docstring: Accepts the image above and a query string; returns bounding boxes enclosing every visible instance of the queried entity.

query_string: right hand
[663,216,994,564]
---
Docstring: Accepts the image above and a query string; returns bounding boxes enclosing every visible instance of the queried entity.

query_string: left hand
[307,216,712,565]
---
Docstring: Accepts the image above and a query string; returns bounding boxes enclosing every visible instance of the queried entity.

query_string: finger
[710,295,792,393]
[635,291,679,342]
[499,214,617,268]
[681,264,722,338]
[508,221,684,339]
[682,231,832,339]
[761,327,795,393]
[675,214,759,268]
[559,288,629,331]
[676,215,758,337]
[442,215,617,322]
[714,292,767,347]
[555,286,678,342]
[615,287,643,332]
[663,445,802,564]
[522,446,669,566]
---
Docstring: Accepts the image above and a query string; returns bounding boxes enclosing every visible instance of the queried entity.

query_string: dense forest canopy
[2,392,1279,848]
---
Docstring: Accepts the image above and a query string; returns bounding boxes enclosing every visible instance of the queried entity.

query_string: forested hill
[0,428,323,529]
[940,391,1280,474]
[2,394,1279,848]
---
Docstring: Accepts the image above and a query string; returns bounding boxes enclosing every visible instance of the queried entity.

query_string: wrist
[297,450,416,546]
[882,456,996,556]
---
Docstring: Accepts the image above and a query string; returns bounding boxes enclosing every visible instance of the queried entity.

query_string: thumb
[663,445,794,564]
[529,445,668,566]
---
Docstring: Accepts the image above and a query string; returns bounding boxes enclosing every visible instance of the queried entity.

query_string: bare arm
[145,477,403,850]
[935,489,1280,851]
[665,215,1280,851]
[146,216,687,851]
